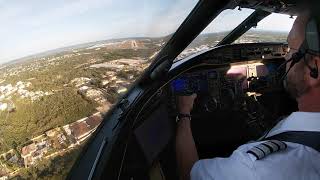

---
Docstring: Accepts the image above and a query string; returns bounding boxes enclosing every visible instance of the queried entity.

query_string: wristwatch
[176,113,191,123]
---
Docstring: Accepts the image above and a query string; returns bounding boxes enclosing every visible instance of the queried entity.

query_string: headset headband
[304,18,320,55]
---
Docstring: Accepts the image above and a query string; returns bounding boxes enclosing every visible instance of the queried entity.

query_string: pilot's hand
[177,94,197,114]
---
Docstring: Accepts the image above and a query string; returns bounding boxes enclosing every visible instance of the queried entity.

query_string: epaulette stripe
[260,143,273,153]
[257,143,271,155]
[247,140,288,160]
[270,140,287,150]
[247,147,264,159]
[247,150,259,160]
[269,140,281,150]
[282,141,288,149]
[263,141,279,152]
[255,147,265,159]
[254,146,266,156]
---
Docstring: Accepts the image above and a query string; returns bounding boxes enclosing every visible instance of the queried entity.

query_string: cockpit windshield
[176,8,296,61]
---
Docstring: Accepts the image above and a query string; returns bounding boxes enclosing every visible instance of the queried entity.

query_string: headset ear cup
[310,59,319,79]
[310,68,318,79]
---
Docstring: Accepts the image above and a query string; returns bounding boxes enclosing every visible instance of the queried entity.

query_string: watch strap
[176,113,191,123]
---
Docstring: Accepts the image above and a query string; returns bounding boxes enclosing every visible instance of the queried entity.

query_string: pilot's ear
[314,56,320,69]
[308,56,320,86]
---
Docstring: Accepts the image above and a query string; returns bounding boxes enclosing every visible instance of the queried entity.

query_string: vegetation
[12,146,82,180]
[0,39,162,180]
[0,89,96,153]
[0,42,160,154]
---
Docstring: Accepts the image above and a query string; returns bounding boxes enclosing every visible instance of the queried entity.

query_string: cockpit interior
[106,43,298,179]
[68,0,314,179]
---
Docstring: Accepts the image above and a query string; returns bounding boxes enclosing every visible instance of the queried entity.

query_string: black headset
[283,16,320,79]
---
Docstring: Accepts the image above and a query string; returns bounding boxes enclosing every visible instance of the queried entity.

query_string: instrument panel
[171,61,282,112]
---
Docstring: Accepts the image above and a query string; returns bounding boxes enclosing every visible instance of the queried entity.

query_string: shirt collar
[266,112,320,138]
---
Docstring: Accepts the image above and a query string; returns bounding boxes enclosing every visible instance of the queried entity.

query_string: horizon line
[1,29,289,65]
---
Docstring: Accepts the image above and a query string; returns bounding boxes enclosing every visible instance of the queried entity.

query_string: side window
[177,8,254,61]
[235,13,296,43]
[176,10,296,61]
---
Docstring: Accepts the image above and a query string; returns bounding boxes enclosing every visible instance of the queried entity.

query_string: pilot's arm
[175,94,199,180]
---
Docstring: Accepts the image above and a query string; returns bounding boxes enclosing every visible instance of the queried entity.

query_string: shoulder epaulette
[247,140,287,160]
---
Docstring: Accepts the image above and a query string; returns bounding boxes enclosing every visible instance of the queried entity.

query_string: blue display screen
[171,74,209,95]
[171,78,188,92]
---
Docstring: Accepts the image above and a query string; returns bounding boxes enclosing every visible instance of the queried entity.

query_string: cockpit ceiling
[235,0,305,16]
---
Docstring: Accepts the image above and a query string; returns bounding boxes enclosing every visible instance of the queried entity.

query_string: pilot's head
[286,12,320,103]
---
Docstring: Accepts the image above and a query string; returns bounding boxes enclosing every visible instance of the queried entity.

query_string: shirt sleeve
[190,160,215,180]
[190,149,255,180]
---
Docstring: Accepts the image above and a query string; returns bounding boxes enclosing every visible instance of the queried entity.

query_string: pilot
[175,11,320,180]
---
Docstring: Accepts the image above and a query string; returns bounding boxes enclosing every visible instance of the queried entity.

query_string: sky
[0,0,295,63]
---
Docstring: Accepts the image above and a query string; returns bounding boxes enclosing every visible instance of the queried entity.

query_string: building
[86,113,102,128]
[63,124,72,136]
[21,139,49,167]
[21,143,36,159]
[70,121,91,142]
[0,150,15,163]
[57,133,67,145]
[0,176,8,180]
[23,156,32,167]
[71,77,92,87]
[117,86,127,94]
[79,86,89,93]
[0,103,7,111]
[8,154,19,164]
[31,134,47,143]
[69,113,103,143]
[21,143,37,167]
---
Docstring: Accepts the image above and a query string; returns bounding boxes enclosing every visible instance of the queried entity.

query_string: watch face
[176,115,191,123]
[176,116,180,123]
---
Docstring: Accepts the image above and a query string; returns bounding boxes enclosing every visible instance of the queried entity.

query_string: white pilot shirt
[191,112,320,180]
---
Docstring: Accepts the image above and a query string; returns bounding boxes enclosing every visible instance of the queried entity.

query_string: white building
[0,103,7,111]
